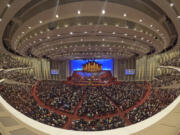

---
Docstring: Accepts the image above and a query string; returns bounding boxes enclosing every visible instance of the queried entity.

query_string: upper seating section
[0,53,28,69]
[161,56,180,67]
[0,70,37,84]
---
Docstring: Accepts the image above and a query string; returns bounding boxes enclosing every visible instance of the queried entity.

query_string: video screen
[125,69,136,75]
[50,69,59,75]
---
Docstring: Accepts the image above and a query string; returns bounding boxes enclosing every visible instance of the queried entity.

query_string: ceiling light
[139,19,143,22]
[102,9,106,15]
[141,37,144,40]
[28,26,31,29]
[115,24,119,27]
[6,3,11,7]
[39,20,43,24]
[84,31,87,34]
[150,24,153,27]
[124,33,128,36]
[70,32,73,35]
[0,18,2,22]
[57,34,61,37]
[102,38,105,41]
[22,32,24,34]
[77,10,81,15]
[56,14,59,18]
[47,36,50,39]
[98,31,102,34]
[134,35,137,38]
[112,32,116,35]
[170,3,174,7]
[64,24,69,28]
[89,22,93,25]
[177,16,180,19]
[123,13,127,17]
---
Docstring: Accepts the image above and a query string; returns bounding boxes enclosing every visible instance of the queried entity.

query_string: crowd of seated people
[78,87,117,118]
[0,70,37,84]
[71,116,125,131]
[0,53,28,69]
[102,82,147,111]
[0,83,68,127]
[162,56,180,67]
[37,81,84,114]
[126,87,180,124]
[151,72,180,87]
[0,74,180,131]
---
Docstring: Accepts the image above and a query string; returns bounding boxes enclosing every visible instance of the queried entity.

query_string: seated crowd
[0,74,180,131]
[126,87,180,123]
[151,72,180,87]
[0,70,37,84]
[0,53,28,69]
[37,81,84,114]
[78,87,117,118]
[71,116,125,131]
[162,56,180,67]
[0,83,68,127]
[102,82,147,111]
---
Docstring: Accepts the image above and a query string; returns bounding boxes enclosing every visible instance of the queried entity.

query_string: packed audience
[0,75,180,131]
[71,116,125,131]
[0,70,37,84]
[37,81,84,114]
[162,56,180,67]
[78,87,117,118]
[151,72,180,87]
[0,53,28,69]
[0,83,68,127]
[126,87,180,124]
[102,82,147,111]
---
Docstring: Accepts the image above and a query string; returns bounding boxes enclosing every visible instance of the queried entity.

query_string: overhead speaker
[48,22,57,30]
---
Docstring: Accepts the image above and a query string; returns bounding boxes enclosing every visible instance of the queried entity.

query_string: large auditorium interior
[0,0,180,135]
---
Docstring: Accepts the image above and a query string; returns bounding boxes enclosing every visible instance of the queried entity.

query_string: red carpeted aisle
[124,83,151,113]
[32,82,151,129]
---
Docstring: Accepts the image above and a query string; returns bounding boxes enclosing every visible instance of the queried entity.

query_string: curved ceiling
[0,0,179,60]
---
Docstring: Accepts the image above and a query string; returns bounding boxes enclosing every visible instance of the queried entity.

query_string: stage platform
[66,70,116,86]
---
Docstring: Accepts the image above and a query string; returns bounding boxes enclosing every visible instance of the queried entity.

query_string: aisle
[32,82,151,129]
[124,83,151,113]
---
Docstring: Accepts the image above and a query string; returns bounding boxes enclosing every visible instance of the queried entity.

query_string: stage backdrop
[69,59,113,75]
